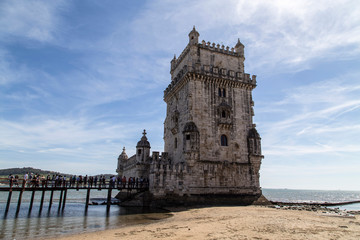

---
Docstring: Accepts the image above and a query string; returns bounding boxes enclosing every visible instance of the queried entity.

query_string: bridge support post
[48,190,54,211]
[85,188,91,211]
[5,190,13,215]
[29,190,35,213]
[106,188,112,212]
[62,189,67,211]
[39,190,45,213]
[15,188,24,216]
[58,190,63,211]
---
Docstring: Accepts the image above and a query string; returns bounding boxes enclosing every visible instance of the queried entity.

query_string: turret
[170,54,176,75]
[116,147,128,176]
[234,38,244,56]
[136,129,151,163]
[188,26,199,46]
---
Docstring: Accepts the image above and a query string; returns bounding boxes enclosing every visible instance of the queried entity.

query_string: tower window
[221,110,226,118]
[138,149,142,155]
[218,88,226,97]
[186,134,190,140]
[221,135,228,146]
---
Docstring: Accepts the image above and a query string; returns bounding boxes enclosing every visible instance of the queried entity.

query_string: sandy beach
[54,206,360,240]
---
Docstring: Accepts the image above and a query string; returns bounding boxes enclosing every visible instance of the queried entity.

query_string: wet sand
[54,206,360,240]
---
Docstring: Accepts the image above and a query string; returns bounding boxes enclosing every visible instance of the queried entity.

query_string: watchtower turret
[136,129,151,163]
[116,147,128,176]
[235,38,244,56]
[188,26,199,45]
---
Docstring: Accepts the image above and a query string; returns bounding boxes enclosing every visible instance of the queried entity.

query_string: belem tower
[116,27,264,206]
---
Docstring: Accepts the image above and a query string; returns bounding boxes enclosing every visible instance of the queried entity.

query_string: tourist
[8,174,14,187]
[24,172,29,186]
[94,176,98,187]
[122,176,126,188]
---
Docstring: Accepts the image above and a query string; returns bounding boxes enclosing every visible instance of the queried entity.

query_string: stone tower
[159,27,263,203]
[117,27,263,206]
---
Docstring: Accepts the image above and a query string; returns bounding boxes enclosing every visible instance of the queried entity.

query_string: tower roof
[188,26,199,37]
[235,38,244,48]
[118,147,128,160]
[136,129,151,148]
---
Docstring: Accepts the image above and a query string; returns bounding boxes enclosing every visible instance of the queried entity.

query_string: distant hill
[0,167,63,177]
[0,167,115,178]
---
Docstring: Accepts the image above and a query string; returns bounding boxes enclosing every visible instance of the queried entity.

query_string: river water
[0,189,171,240]
[1,188,360,239]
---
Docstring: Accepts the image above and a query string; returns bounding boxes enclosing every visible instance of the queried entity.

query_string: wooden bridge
[0,178,148,216]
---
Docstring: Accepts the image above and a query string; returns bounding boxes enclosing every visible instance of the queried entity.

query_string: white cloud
[259,71,360,159]
[131,0,360,73]
[0,0,68,42]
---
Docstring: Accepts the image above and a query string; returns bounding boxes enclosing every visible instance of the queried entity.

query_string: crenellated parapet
[165,63,257,100]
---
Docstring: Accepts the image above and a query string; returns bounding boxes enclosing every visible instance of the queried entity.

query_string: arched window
[221,110,226,118]
[221,135,228,146]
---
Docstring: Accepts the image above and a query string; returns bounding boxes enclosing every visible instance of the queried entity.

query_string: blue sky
[1,0,359,190]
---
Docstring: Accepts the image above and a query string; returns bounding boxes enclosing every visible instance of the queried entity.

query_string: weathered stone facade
[116,27,263,205]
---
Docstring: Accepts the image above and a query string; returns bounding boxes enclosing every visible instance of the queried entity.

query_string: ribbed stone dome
[136,130,151,148]
[118,147,128,161]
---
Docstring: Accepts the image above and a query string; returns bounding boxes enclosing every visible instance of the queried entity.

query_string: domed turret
[234,38,244,56]
[118,147,128,161]
[188,26,199,46]
[136,130,151,148]
[116,146,128,176]
[136,130,151,163]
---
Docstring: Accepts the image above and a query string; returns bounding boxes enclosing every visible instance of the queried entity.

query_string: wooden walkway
[1,178,148,216]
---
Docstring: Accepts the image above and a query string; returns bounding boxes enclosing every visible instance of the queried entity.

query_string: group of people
[8,173,149,189]
[109,176,149,189]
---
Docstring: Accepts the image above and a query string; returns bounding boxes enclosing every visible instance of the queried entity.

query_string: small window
[221,110,226,118]
[221,135,228,146]
[175,138,178,148]
[138,149,142,155]
[218,88,226,97]
[186,134,190,140]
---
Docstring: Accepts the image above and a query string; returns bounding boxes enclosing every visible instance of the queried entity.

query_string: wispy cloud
[259,71,360,158]
[131,0,360,74]
[0,0,68,43]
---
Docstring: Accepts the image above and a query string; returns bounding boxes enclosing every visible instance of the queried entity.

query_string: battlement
[171,40,244,75]
[165,63,257,99]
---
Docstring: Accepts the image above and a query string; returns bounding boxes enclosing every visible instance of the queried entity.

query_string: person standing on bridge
[94,176,98,187]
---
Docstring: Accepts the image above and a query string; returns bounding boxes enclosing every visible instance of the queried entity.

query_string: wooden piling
[5,190,12,215]
[85,188,91,211]
[29,190,35,212]
[48,190,54,210]
[39,190,45,212]
[58,190,63,211]
[15,188,24,215]
[62,189,67,211]
[106,188,112,212]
